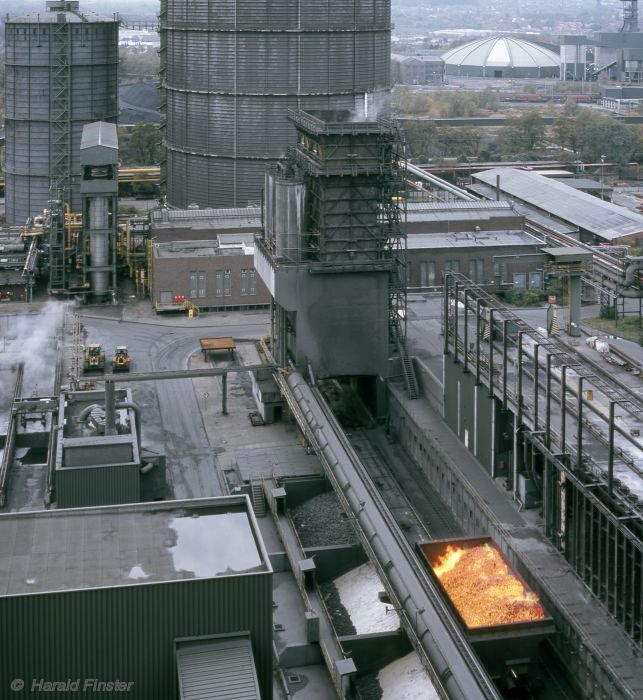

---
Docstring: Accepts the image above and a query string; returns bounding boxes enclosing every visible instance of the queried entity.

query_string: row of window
[188,268,257,299]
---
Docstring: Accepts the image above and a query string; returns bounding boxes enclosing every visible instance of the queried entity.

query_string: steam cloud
[0,300,71,397]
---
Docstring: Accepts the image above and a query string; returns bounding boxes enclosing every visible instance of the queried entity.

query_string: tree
[498,112,545,155]
[119,123,160,166]
[119,49,160,79]
[551,110,643,163]
[403,121,439,162]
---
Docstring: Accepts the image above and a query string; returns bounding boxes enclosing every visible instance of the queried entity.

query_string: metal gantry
[49,18,71,204]
[443,273,643,647]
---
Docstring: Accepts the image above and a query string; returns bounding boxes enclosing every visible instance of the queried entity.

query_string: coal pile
[319,580,356,636]
[290,491,358,547]
[353,673,383,700]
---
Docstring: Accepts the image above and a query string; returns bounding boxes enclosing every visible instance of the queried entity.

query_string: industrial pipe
[115,402,142,453]
[77,399,141,450]
[104,380,116,436]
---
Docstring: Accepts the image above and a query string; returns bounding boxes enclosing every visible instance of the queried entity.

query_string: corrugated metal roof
[473,168,643,241]
[80,122,118,151]
[150,207,262,231]
[176,637,260,700]
[406,201,513,211]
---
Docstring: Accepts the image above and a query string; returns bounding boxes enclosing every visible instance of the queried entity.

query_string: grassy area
[584,316,643,344]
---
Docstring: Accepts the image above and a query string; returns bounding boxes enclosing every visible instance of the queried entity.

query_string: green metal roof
[176,636,261,700]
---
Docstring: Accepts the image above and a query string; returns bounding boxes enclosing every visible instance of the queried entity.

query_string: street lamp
[600,154,606,200]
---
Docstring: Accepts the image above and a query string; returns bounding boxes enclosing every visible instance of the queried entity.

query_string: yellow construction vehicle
[83,343,105,372]
[111,346,131,372]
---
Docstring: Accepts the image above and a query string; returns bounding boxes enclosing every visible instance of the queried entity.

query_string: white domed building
[442,36,560,79]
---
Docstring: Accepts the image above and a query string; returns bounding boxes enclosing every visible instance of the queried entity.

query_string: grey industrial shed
[472,168,643,243]
[0,497,273,700]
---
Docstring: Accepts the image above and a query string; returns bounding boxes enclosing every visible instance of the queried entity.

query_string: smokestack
[496,174,501,201]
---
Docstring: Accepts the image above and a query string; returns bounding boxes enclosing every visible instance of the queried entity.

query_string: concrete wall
[444,359,494,475]
[274,266,390,378]
[152,251,270,309]
[0,573,273,700]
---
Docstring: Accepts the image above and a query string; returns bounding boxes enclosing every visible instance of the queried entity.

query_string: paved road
[79,310,269,499]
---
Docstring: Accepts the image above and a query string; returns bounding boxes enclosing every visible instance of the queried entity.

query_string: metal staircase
[398,338,419,400]
[250,480,266,517]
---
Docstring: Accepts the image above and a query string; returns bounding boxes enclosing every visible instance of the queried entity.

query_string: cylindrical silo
[4,1,119,225]
[160,0,391,209]
[265,170,305,261]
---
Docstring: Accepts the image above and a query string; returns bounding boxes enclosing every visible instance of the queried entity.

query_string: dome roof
[442,36,559,69]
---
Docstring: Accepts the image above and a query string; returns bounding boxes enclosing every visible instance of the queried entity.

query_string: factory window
[215,270,223,297]
[529,271,543,290]
[468,259,484,283]
[224,270,232,296]
[494,262,507,282]
[241,269,248,296]
[189,271,198,299]
[198,272,206,298]
[249,269,256,295]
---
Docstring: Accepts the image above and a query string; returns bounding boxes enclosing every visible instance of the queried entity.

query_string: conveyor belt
[281,370,501,700]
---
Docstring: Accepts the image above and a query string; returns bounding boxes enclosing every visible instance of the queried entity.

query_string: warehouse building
[407,229,545,291]
[0,496,273,700]
[403,201,544,291]
[151,236,270,311]
[470,168,643,244]
[442,36,560,79]
[392,51,444,85]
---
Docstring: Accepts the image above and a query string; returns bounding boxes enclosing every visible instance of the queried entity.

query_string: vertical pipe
[89,197,109,295]
[488,309,494,398]
[577,376,584,471]
[463,289,469,373]
[443,273,450,356]
[105,379,116,436]
[546,353,552,449]
[475,299,481,386]
[517,332,523,430]
[222,373,228,416]
[502,319,508,409]
[453,280,459,364]
[533,344,539,431]
[561,366,567,456]
[608,401,615,496]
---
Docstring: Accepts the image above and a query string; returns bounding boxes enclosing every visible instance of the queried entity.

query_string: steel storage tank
[4,1,119,225]
[160,0,391,209]
[264,170,304,261]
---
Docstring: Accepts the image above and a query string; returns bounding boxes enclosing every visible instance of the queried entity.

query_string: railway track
[306,380,502,700]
